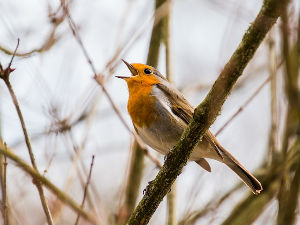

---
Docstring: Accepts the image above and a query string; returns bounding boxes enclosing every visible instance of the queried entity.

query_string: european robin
[117,60,262,194]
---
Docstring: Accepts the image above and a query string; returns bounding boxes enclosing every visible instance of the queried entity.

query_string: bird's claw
[164,149,173,161]
[143,180,153,195]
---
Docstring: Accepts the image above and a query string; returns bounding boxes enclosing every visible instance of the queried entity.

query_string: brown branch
[221,139,299,225]
[0,6,65,57]
[117,1,170,222]
[164,0,173,83]
[117,142,146,224]
[277,3,300,224]
[2,143,9,225]
[61,1,164,169]
[127,0,289,224]
[0,39,53,225]
[0,142,97,224]
[102,0,173,76]
[49,132,100,224]
[162,2,177,224]
[267,30,279,164]
[68,132,101,218]
[215,75,271,137]
[74,155,95,225]
[179,186,239,225]
[62,1,142,145]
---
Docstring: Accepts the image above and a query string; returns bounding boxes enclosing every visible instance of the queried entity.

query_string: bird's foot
[143,180,154,196]
[164,149,173,161]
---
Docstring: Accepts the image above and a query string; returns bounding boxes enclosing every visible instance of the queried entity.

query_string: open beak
[115,75,129,79]
[122,59,138,76]
[115,59,138,79]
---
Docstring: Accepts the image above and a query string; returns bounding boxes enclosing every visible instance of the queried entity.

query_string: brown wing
[155,83,194,124]
[156,83,262,193]
[156,82,223,159]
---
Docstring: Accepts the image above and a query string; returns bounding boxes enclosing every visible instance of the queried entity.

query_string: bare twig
[0,142,97,224]
[75,155,95,225]
[0,6,65,57]
[49,131,100,224]
[267,30,279,164]
[2,143,9,225]
[166,184,176,225]
[161,1,177,224]
[179,186,238,225]
[68,132,101,219]
[221,140,300,225]
[103,0,174,75]
[62,2,139,142]
[215,75,271,137]
[0,39,53,225]
[163,0,173,83]
[277,3,300,224]
[0,101,10,224]
[61,1,163,169]
[118,142,146,224]
[118,1,173,222]
[93,76,146,149]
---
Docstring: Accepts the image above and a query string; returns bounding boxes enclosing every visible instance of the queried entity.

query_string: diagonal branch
[127,0,289,224]
[74,155,95,225]
[0,39,53,225]
[0,142,97,224]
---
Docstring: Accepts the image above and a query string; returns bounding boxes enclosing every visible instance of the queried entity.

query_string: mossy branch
[127,0,289,224]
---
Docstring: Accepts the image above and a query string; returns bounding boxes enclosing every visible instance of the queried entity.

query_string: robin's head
[116,60,166,87]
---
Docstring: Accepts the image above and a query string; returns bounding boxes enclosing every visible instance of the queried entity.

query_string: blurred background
[0,0,299,224]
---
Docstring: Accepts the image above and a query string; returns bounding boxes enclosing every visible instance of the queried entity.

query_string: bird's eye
[144,68,152,74]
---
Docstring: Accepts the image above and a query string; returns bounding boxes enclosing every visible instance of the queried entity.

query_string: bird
[116,59,262,194]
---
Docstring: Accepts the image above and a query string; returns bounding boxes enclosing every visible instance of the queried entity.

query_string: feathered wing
[155,82,212,172]
[155,82,263,194]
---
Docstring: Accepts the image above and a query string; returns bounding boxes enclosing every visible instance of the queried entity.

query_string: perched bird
[116,60,262,194]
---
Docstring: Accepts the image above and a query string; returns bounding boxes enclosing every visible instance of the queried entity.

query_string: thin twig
[0,39,53,225]
[103,0,173,75]
[62,1,162,168]
[179,186,237,225]
[0,142,97,224]
[7,40,19,68]
[2,143,9,225]
[215,75,271,137]
[162,1,177,224]
[68,132,101,219]
[75,155,95,225]
[164,0,173,83]
[277,3,300,224]
[267,30,279,165]
[0,5,66,57]
[50,133,91,224]
[62,2,140,143]
[94,77,147,150]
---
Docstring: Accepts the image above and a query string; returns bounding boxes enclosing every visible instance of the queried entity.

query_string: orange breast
[126,76,159,127]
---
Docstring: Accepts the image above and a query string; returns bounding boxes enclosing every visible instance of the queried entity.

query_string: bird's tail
[219,146,263,194]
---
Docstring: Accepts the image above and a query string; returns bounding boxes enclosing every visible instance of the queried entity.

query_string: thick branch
[146,0,166,67]
[127,0,289,224]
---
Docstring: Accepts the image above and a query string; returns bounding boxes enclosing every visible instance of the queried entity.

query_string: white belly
[135,122,219,161]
